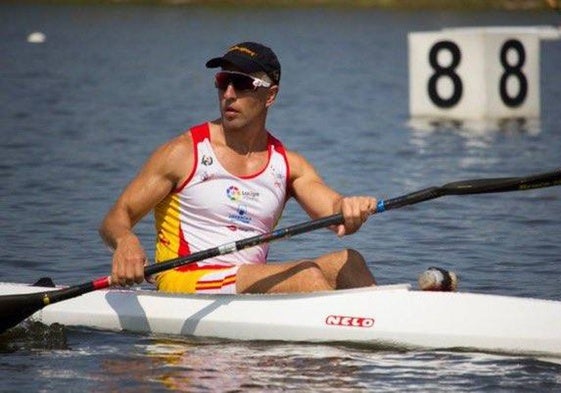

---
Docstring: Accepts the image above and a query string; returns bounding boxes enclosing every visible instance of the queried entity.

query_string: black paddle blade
[0,281,97,334]
[0,292,49,333]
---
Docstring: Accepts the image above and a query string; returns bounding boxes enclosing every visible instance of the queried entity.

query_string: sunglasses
[214,71,272,91]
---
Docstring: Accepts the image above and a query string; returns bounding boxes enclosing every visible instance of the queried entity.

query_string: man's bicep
[117,143,184,224]
[288,153,342,218]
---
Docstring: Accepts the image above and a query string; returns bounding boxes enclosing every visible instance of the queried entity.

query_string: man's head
[206,42,281,86]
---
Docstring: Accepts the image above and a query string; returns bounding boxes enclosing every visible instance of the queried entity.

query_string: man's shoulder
[152,132,194,162]
[170,132,195,153]
[284,148,306,162]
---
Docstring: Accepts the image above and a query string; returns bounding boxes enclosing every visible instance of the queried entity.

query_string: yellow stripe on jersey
[154,193,184,263]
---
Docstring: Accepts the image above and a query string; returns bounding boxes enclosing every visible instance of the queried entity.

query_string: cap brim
[205,55,263,74]
[205,57,225,68]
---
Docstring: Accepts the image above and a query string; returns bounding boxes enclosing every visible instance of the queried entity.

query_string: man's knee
[334,248,376,288]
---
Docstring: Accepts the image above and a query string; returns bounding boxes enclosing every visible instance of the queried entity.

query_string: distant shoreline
[2,0,559,10]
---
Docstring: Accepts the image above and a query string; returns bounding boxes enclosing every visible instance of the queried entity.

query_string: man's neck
[213,120,268,156]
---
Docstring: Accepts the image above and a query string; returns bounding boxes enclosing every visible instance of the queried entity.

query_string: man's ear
[265,85,279,108]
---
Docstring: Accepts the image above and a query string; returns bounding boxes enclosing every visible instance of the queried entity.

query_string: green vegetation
[2,0,557,10]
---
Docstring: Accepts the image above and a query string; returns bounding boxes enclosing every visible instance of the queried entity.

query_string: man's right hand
[110,233,147,287]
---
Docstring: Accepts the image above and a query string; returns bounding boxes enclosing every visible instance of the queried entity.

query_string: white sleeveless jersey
[154,123,289,267]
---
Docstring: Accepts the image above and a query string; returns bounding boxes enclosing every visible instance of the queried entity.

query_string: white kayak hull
[3,282,561,357]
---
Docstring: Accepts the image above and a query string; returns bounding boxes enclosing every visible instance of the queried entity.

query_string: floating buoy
[27,32,46,44]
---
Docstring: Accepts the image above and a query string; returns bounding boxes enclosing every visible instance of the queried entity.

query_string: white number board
[408,28,540,120]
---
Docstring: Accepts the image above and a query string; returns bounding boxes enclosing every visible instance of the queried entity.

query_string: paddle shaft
[0,168,559,333]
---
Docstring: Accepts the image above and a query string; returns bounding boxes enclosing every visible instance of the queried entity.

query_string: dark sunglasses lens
[215,73,254,91]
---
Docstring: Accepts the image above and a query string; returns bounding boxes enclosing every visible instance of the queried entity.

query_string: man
[99,42,378,294]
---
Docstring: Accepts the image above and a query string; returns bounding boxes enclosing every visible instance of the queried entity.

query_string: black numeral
[427,41,463,108]
[499,39,528,107]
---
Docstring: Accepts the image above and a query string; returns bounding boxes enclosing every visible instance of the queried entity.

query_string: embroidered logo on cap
[228,45,257,57]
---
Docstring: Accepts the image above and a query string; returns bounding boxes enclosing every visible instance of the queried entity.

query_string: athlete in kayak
[99,42,377,294]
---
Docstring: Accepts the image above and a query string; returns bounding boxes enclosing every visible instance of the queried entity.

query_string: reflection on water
[4,327,560,392]
[407,117,542,151]
[92,337,561,392]
[406,117,544,172]
[101,338,371,392]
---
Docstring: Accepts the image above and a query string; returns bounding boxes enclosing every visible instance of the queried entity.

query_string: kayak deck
[2,282,561,358]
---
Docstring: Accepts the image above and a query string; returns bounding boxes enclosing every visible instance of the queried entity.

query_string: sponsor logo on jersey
[226,185,260,202]
[201,155,213,166]
[228,204,251,224]
[226,185,242,201]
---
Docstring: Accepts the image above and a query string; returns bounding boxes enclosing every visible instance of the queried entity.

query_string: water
[1,3,561,392]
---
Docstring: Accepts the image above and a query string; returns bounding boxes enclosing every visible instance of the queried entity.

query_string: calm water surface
[1,4,561,392]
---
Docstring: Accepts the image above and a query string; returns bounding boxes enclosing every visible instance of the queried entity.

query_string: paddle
[0,168,559,333]
[375,168,561,212]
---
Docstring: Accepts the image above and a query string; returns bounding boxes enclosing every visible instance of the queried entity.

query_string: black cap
[206,42,281,85]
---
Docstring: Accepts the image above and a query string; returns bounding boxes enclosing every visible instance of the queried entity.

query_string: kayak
[4,170,560,350]
[2,281,560,358]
